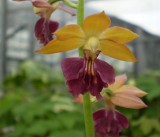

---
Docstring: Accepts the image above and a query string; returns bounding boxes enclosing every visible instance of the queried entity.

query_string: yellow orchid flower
[36,12,139,62]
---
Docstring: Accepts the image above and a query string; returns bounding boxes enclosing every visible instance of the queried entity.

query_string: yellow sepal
[36,38,85,54]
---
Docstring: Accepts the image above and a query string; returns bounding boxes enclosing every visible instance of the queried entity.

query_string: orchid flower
[37,12,138,94]
[15,0,75,44]
[93,108,129,137]
[104,74,147,109]
[36,12,138,62]
[15,0,75,18]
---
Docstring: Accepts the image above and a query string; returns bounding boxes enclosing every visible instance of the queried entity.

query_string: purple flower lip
[93,109,129,137]
[61,57,115,99]
[34,17,59,45]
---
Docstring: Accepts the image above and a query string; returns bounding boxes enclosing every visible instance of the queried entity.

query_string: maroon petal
[95,59,115,85]
[61,58,84,81]
[93,109,106,122]
[34,17,59,45]
[61,57,87,97]
[115,111,129,128]
[67,78,87,97]
[93,109,129,137]
[89,75,104,99]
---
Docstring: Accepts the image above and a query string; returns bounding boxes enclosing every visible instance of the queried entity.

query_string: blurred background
[0,0,160,137]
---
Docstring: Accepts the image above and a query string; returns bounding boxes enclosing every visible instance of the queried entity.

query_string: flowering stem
[77,1,95,137]
[83,93,95,137]
[77,0,84,56]
[63,0,77,9]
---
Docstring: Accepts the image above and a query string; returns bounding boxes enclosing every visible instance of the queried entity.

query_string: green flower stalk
[77,0,95,137]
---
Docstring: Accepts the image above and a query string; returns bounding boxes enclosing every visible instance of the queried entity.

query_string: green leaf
[50,130,85,137]
[152,119,160,133]
[47,118,62,130]
[145,104,160,117]
[57,113,77,129]
[27,120,49,136]
[135,75,160,101]
[4,124,26,137]
[139,117,160,135]
[51,96,76,112]
[150,134,160,137]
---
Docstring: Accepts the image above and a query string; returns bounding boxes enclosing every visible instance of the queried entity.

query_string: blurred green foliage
[0,60,160,137]
[0,60,85,137]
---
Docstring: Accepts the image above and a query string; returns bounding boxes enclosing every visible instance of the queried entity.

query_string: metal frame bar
[0,0,8,81]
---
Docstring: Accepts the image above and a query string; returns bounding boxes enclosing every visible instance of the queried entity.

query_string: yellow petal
[99,26,139,44]
[55,24,86,40]
[83,12,111,37]
[36,38,85,54]
[109,74,127,91]
[116,85,147,97]
[100,40,137,62]
[111,93,147,109]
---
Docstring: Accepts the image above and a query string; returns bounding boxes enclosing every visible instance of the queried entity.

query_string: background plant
[0,60,160,137]
[0,60,85,137]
